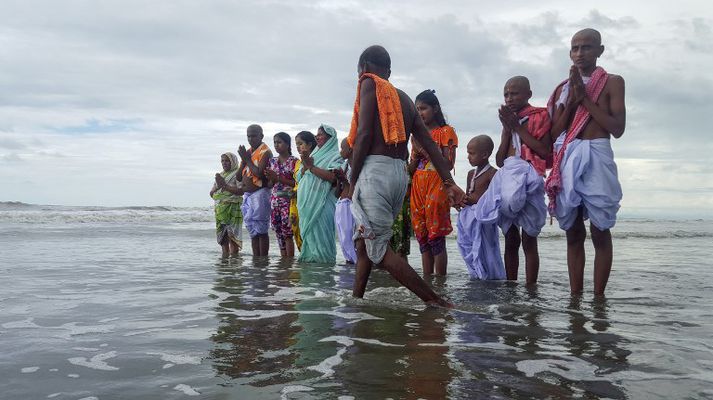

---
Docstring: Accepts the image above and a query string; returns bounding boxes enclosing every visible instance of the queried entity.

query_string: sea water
[0,202,712,399]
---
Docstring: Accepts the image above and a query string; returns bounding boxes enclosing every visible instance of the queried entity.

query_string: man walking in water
[348,45,466,307]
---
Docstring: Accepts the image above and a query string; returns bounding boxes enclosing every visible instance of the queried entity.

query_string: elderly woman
[296,124,343,263]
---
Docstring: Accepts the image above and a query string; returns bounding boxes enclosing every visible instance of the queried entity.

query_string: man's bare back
[364,86,417,160]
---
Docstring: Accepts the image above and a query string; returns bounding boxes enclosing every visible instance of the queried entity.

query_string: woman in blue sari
[296,124,344,263]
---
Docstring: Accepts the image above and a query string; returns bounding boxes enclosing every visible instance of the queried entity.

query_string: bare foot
[426,298,455,309]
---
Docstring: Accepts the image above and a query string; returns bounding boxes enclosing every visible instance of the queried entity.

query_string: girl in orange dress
[409,90,458,275]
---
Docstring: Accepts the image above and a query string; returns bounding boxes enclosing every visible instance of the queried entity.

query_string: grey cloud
[0,138,27,150]
[578,9,639,30]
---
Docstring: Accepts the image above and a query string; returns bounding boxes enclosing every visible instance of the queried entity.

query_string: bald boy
[546,28,626,296]
[495,75,552,284]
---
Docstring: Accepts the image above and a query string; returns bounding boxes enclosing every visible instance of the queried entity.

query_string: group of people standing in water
[211,27,626,305]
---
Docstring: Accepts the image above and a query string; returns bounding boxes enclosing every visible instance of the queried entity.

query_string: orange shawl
[347,73,406,147]
[242,142,270,187]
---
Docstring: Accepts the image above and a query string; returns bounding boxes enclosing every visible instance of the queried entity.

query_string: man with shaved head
[493,75,553,285]
[347,45,466,307]
[546,28,626,296]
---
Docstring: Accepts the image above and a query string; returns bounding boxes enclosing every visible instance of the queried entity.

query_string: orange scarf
[347,73,406,147]
[242,142,270,187]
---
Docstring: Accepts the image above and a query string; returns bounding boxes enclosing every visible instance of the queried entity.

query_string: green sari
[212,152,243,248]
[296,125,344,263]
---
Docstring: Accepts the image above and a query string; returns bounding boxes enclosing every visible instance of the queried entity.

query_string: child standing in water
[456,136,505,280]
[210,152,245,258]
[266,132,298,257]
[334,138,357,264]
[409,90,458,276]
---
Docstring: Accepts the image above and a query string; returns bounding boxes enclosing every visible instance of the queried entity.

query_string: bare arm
[349,78,377,190]
[307,165,336,184]
[515,123,552,158]
[582,75,626,138]
[495,127,510,167]
[441,140,456,170]
[464,169,475,205]
[411,110,454,183]
[550,85,576,140]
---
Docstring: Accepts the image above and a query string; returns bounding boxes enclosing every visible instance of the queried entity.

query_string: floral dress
[269,155,298,250]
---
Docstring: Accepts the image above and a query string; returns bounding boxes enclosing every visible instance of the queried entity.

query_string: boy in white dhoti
[547,28,626,296]
[457,136,504,280]
[495,76,552,284]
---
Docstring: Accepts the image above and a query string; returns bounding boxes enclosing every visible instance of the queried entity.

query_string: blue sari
[296,125,343,263]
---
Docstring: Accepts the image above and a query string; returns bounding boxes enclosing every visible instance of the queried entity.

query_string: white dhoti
[497,156,547,237]
[555,138,622,231]
[335,198,357,264]
[351,155,408,264]
[241,188,271,238]
[457,186,506,280]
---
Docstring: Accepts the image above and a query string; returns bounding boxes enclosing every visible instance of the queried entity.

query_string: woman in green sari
[296,124,344,263]
[211,152,244,258]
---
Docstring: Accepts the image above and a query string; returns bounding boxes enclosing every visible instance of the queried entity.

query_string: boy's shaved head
[572,28,602,45]
[359,45,391,69]
[505,76,531,91]
[468,135,494,155]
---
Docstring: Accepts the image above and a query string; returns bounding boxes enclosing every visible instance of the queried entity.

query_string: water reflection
[563,296,631,399]
[209,257,300,386]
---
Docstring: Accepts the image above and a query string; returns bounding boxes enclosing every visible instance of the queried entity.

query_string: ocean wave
[1,203,711,238]
[0,208,214,224]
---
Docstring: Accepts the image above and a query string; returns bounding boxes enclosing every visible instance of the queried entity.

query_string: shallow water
[1,206,712,399]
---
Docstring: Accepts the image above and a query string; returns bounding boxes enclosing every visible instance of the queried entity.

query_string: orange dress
[410,125,458,251]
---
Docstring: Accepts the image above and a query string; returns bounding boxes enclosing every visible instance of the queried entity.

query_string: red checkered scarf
[545,67,609,214]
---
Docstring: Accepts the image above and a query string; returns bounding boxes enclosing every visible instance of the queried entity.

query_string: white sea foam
[21,366,40,373]
[78,397,98,400]
[73,347,101,352]
[2,318,40,329]
[47,393,61,398]
[173,384,200,396]
[123,328,171,337]
[56,322,115,339]
[320,335,404,348]
[68,351,119,371]
[281,385,314,399]
[516,355,599,380]
[148,352,201,365]
[67,374,79,378]
[307,347,347,378]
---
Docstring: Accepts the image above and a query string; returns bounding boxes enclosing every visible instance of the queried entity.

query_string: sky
[1,0,711,217]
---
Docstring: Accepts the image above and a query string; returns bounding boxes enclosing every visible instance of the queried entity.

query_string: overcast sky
[1,0,711,217]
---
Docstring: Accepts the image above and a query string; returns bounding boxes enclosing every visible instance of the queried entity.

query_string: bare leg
[433,250,447,276]
[258,234,270,256]
[421,250,434,275]
[566,207,587,295]
[380,248,452,307]
[521,230,539,285]
[228,239,240,257]
[504,226,521,280]
[353,239,372,298]
[590,224,613,296]
[221,242,230,258]
[285,237,295,257]
[251,237,260,256]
